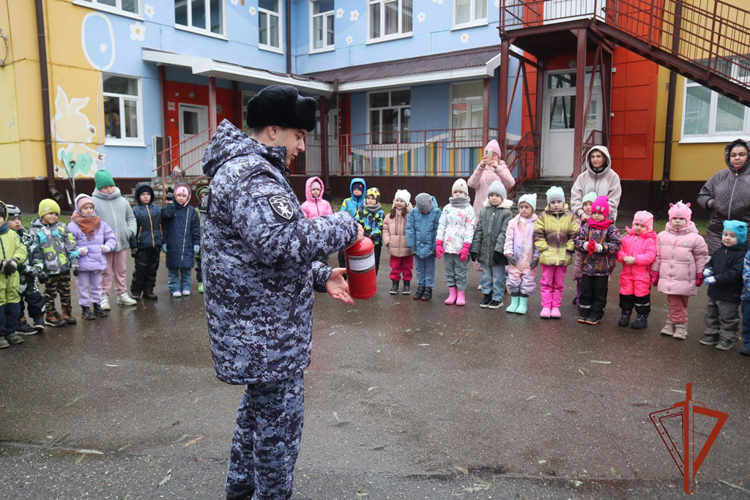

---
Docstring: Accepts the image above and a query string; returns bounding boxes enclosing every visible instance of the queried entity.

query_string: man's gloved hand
[131,247,138,258]
[470,252,478,262]
[162,244,168,253]
[72,263,79,277]
[529,258,539,269]
[458,243,471,262]
[507,255,517,266]
[435,241,444,259]
[101,245,111,254]
[78,247,89,257]
[493,251,503,265]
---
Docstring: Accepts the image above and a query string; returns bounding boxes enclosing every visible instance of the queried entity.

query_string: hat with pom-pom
[394,189,411,206]
[518,193,537,212]
[546,186,565,205]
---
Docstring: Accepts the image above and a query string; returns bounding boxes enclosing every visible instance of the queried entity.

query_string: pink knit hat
[174,185,191,206]
[668,201,692,222]
[592,196,610,218]
[632,211,654,232]
[484,139,502,160]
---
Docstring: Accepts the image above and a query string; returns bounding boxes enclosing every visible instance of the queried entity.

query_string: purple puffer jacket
[67,220,117,272]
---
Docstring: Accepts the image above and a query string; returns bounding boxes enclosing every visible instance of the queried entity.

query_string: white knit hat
[546,186,565,204]
[518,193,537,212]
[394,189,411,206]
[451,179,469,196]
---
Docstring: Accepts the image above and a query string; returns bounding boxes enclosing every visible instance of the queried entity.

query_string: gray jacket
[470,199,513,266]
[570,145,622,221]
[92,187,136,252]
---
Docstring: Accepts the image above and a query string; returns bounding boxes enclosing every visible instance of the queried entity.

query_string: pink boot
[550,307,561,318]
[455,290,466,306]
[444,287,457,305]
[540,307,551,318]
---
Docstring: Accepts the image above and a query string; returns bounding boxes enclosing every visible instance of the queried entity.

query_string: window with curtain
[259,0,281,50]
[175,0,224,35]
[369,89,411,144]
[369,0,412,42]
[311,0,335,51]
[454,0,487,27]
[103,74,142,143]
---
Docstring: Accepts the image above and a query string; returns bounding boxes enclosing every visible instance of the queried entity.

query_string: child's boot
[413,285,424,300]
[421,287,433,301]
[516,295,529,315]
[93,303,108,317]
[16,317,36,335]
[198,282,204,294]
[390,280,399,295]
[618,310,632,327]
[540,307,551,318]
[5,333,23,345]
[630,314,648,330]
[33,317,46,332]
[45,310,65,327]
[61,306,77,325]
[0,337,8,349]
[402,281,411,295]
[660,319,675,336]
[673,323,688,340]
[480,293,492,308]
[81,306,95,320]
[444,287,457,305]
[506,293,520,313]
[550,307,561,318]
[455,290,466,306]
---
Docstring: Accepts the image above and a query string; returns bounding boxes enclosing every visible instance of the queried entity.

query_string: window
[103,74,142,144]
[451,82,483,140]
[369,89,410,144]
[242,91,257,133]
[369,0,412,42]
[175,0,224,35]
[79,0,139,15]
[259,0,281,50]
[311,0,335,52]
[454,0,487,27]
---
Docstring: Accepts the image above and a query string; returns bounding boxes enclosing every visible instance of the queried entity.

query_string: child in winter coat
[616,211,657,330]
[301,177,333,219]
[31,199,78,327]
[163,183,200,297]
[384,189,413,295]
[0,200,28,348]
[534,186,579,319]
[68,194,117,320]
[436,179,476,306]
[356,188,385,275]
[651,201,710,339]
[574,196,622,325]
[504,193,539,315]
[406,193,441,301]
[699,220,747,351]
[741,244,750,356]
[573,191,597,306]
[130,183,163,300]
[338,177,367,268]
[470,180,513,309]
[195,186,208,294]
[92,169,137,309]
[6,204,45,334]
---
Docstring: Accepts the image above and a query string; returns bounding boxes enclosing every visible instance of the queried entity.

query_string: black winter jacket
[706,242,747,302]
[130,183,163,250]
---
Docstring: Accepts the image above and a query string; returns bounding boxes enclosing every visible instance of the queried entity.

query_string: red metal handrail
[506,131,540,199]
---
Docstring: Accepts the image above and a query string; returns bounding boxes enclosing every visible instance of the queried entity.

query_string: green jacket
[30,218,78,275]
[0,210,28,305]
[470,199,513,266]
[534,204,579,266]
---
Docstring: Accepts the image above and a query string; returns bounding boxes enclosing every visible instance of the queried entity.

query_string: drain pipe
[285,0,291,74]
[660,0,683,195]
[34,0,61,202]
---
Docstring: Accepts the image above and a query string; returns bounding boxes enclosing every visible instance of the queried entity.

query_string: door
[178,104,209,175]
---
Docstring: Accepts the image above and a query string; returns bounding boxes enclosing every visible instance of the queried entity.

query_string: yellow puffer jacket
[533,204,579,266]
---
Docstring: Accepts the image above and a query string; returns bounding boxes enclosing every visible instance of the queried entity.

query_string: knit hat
[546,186,565,205]
[415,193,432,213]
[75,194,95,213]
[94,169,115,190]
[394,189,411,206]
[366,187,380,202]
[632,211,654,232]
[582,191,598,205]
[196,185,210,200]
[518,193,537,212]
[310,180,322,191]
[668,201,692,222]
[38,198,61,218]
[352,181,364,193]
[452,179,469,196]
[592,196,610,218]
[723,220,747,245]
[487,180,507,200]
[484,139,502,160]
[246,85,317,132]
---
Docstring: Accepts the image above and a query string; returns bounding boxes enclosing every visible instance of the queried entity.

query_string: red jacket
[617,227,657,282]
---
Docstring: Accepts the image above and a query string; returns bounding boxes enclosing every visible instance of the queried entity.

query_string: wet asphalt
[1,251,749,500]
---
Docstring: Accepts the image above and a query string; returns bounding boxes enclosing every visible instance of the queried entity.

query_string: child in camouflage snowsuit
[0,200,28,348]
[356,187,385,275]
[6,204,45,334]
[31,199,79,327]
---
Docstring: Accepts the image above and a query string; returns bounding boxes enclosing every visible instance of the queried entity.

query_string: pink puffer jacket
[617,227,657,282]
[651,222,709,296]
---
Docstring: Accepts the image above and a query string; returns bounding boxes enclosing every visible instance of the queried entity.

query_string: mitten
[596,243,603,253]
[72,263,79,277]
[131,247,138,258]
[507,255,517,266]
[435,241,444,259]
[529,258,539,269]
[101,245,111,253]
[4,258,18,275]
[38,273,47,284]
[166,187,174,203]
[493,251,503,264]
[470,252,478,262]
[0,260,9,275]
[162,244,168,253]
[705,276,717,286]
[651,272,660,286]
[696,273,704,287]
[458,243,471,262]
[193,245,200,255]
[78,247,89,257]
[409,247,416,255]
[586,238,597,256]
[702,267,713,278]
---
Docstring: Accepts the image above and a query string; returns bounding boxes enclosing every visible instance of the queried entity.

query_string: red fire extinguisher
[345,236,377,300]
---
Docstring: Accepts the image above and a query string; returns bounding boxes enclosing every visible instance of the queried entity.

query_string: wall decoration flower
[460,33,469,43]
[336,8,344,18]
[346,35,353,45]
[144,4,155,18]
[249,6,256,15]
[350,10,359,22]
[417,12,426,22]
[231,0,239,5]
[129,22,146,41]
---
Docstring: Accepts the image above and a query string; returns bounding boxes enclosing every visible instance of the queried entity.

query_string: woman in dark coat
[697,139,750,254]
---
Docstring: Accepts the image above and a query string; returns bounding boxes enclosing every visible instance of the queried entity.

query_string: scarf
[588,218,613,230]
[363,202,381,214]
[449,195,471,209]
[71,212,101,240]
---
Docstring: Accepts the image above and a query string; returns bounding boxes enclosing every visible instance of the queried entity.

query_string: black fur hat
[246,85,317,132]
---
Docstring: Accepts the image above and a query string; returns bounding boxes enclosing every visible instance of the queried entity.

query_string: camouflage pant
[44,272,72,312]
[226,372,304,500]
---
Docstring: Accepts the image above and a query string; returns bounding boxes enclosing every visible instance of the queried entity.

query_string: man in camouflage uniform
[201,85,362,500]
[6,204,46,333]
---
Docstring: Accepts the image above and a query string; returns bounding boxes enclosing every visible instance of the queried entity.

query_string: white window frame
[74,0,143,20]
[681,83,750,143]
[175,0,226,37]
[367,0,413,44]
[259,0,283,53]
[450,81,484,142]
[452,0,488,30]
[103,74,144,147]
[367,88,411,145]
[310,0,335,53]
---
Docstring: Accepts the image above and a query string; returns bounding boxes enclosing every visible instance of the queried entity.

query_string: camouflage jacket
[16,227,44,295]
[29,218,78,275]
[201,120,359,385]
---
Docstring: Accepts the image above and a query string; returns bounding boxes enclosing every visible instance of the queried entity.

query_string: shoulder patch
[269,195,294,220]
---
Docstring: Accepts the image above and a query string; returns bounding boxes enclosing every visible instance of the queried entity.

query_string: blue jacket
[162,183,200,269]
[406,196,441,259]
[201,120,359,385]
[130,183,163,250]
[340,177,366,217]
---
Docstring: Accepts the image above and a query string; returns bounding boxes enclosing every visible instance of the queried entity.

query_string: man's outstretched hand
[326,267,354,305]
